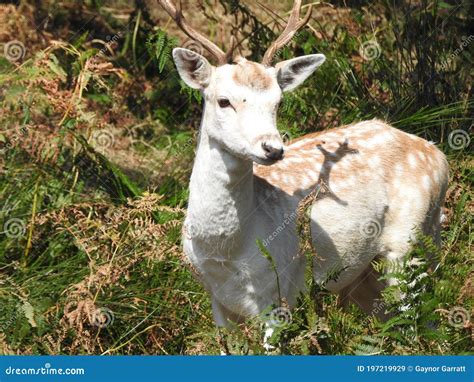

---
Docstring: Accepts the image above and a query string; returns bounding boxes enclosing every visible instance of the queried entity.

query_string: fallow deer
[158,0,449,327]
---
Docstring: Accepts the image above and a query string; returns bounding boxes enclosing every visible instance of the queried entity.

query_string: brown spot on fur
[254,120,448,200]
[232,60,273,91]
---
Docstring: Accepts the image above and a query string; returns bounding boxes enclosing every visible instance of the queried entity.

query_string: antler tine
[225,35,237,63]
[261,0,313,66]
[157,0,229,65]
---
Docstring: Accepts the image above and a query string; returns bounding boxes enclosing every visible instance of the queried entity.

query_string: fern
[179,81,203,104]
[146,29,177,73]
[354,335,383,355]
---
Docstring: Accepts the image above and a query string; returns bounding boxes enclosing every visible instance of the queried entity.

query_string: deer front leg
[338,263,388,320]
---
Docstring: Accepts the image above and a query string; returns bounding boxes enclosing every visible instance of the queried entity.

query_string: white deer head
[173,50,325,164]
[159,0,325,165]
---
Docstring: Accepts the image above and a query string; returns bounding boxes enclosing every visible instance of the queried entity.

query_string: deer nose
[262,142,284,160]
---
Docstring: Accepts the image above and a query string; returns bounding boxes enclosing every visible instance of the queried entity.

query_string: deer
[157,0,449,330]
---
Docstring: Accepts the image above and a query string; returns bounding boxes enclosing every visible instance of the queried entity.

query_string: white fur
[175,48,449,327]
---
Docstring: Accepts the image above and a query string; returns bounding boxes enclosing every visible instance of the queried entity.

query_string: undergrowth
[0,0,472,355]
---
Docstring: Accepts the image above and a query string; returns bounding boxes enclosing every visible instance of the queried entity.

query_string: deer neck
[186,119,255,255]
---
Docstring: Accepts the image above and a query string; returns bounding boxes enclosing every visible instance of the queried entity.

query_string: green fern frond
[146,29,177,73]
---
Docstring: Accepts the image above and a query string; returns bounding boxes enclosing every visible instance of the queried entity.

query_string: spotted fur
[172,48,449,327]
[255,120,448,199]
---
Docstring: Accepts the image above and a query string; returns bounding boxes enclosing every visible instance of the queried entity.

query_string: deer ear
[275,54,326,92]
[173,48,213,89]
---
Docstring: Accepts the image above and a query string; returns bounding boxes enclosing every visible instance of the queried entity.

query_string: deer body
[159,0,448,327]
[183,116,448,325]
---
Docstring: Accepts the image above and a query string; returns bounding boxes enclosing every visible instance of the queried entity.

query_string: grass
[0,0,472,355]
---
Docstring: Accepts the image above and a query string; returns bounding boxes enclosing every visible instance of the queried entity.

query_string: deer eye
[217,98,231,108]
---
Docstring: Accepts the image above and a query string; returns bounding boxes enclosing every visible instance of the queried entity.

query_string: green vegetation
[0,0,472,355]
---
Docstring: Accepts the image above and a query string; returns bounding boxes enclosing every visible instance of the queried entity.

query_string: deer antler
[157,0,233,65]
[261,0,313,66]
